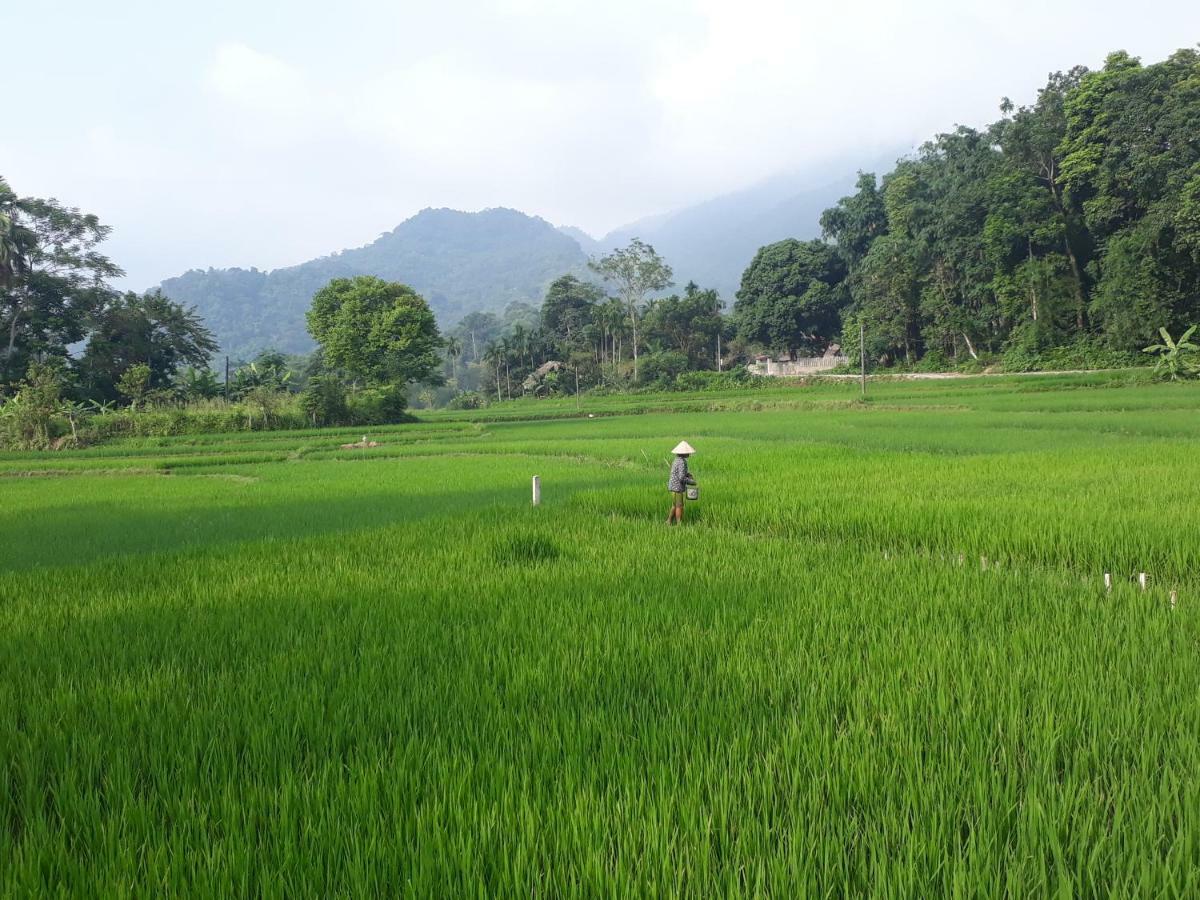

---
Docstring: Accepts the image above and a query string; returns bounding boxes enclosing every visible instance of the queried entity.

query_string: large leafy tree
[734,239,848,356]
[588,238,673,381]
[77,291,218,402]
[307,276,442,385]
[1058,49,1200,348]
[805,46,1200,364]
[540,275,604,354]
[0,177,121,383]
[820,172,889,271]
[644,282,725,369]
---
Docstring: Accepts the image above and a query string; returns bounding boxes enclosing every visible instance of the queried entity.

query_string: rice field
[3,372,1200,895]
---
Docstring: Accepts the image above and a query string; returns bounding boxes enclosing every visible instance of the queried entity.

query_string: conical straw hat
[671,441,696,455]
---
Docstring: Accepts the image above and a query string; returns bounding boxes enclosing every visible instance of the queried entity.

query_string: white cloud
[206,42,311,115]
[5,0,1196,289]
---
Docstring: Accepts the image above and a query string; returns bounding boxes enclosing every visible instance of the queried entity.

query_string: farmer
[666,441,697,525]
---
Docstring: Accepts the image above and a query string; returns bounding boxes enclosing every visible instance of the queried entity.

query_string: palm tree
[444,336,462,382]
[509,324,532,371]
[0,178,25,291]
[0,210,18,291]
[496,338,512,399]
[482,342,503,402]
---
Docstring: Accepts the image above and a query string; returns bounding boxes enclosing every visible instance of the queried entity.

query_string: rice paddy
[3,372,1200,895]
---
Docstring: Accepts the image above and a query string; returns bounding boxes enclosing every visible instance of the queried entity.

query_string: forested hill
[159,208,588,359]
[598,161,896,298]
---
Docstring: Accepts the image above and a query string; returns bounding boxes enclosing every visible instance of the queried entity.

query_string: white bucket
[685,485,700,501]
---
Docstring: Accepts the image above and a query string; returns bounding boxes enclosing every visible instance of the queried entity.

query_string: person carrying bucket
[666,440,697,525]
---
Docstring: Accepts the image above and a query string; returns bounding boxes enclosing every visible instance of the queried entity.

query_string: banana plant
[1143,326,1199,380]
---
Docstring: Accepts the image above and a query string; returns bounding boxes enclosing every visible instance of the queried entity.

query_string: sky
[3,0,1197,290]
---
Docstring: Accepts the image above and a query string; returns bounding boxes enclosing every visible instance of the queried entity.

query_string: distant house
[747,345,847,376]
[522,360,564,393]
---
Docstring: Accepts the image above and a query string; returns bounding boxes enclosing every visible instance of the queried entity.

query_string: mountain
[555,225,602,256]
[595,154,901,300]
[160,207,588,359]
[160,155,903,360]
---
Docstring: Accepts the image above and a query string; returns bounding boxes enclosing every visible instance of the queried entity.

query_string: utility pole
[716,332,722,372]
[859,322,867,398]
[224,356,230,400]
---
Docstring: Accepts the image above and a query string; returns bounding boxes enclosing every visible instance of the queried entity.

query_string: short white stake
[532,475,541,507]
[1170,590,1178,610]
[1104,573,1112,593]
[1139,572,1148,592]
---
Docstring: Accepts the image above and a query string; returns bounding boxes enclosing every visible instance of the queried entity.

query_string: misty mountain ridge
[160,154,899,359]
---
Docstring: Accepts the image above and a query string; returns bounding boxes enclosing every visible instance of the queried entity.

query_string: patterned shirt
[667,456,693,492]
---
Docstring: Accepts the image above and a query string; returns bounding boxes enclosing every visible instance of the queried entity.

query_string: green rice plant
[1,372,1199,894]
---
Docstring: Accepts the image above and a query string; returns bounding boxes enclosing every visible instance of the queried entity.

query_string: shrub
[638,351,689,386]
[1002,340,1143,373]
[1142,326,1199,381]
[0,363,69,449]
[673,369,755,392]
[347,384,409,425]
[299,376,350,426]
[448,391,489,410]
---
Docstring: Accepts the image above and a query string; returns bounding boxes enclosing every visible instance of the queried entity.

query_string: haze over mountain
[160,158,894,359]
[160,208,590,359]
[160,167,883,359]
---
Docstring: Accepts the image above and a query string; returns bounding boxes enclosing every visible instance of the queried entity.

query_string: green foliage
[346,383,409,425]
[636,350,689,386]
[0,178,122,382]
[307,276,442,386]
[734,239,848,356]
[0,362,67,449]
[177,368,221,401]
[116,363,151,409]
[159,208,589,359]
[805,47,1200,369]
[3,376,1200,893]
[540,274,603,352]
[589,238,673,382]
[230,350,293,397]
[643,282,724,369]
[79,291,218,402]
[447,390,489,410]
[491,532,561,566]
[1142,325,1199,380]
[298,376,350,426]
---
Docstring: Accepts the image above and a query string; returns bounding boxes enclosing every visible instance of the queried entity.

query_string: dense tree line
[0,177,219,404]
[438,260,735,406]
[736,48,1200,365]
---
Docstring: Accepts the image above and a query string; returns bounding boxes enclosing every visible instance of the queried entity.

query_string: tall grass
[1,373,1198,894]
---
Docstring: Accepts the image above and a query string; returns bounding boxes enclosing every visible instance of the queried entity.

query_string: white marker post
[1139,572,1149,592]
[1104,573,1112,593]
[532,475,541,507]
[1170,590,1178,610]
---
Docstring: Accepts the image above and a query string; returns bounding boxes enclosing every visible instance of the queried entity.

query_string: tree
[541,275,603,353]
[1142,325,1199,380]
[1059,49,1200,344]
[588,238,673,381]
[116,363,151,409]
[821,173,889,271]
[229,350,293,398]
[0,178,122,383]
[443,335,462,382]
[77,291,218,403]
[643,282,725,369]
[307,276,442,387]
[734,239,848,356]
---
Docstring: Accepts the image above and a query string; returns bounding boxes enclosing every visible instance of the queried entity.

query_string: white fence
[748,356,848,376]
